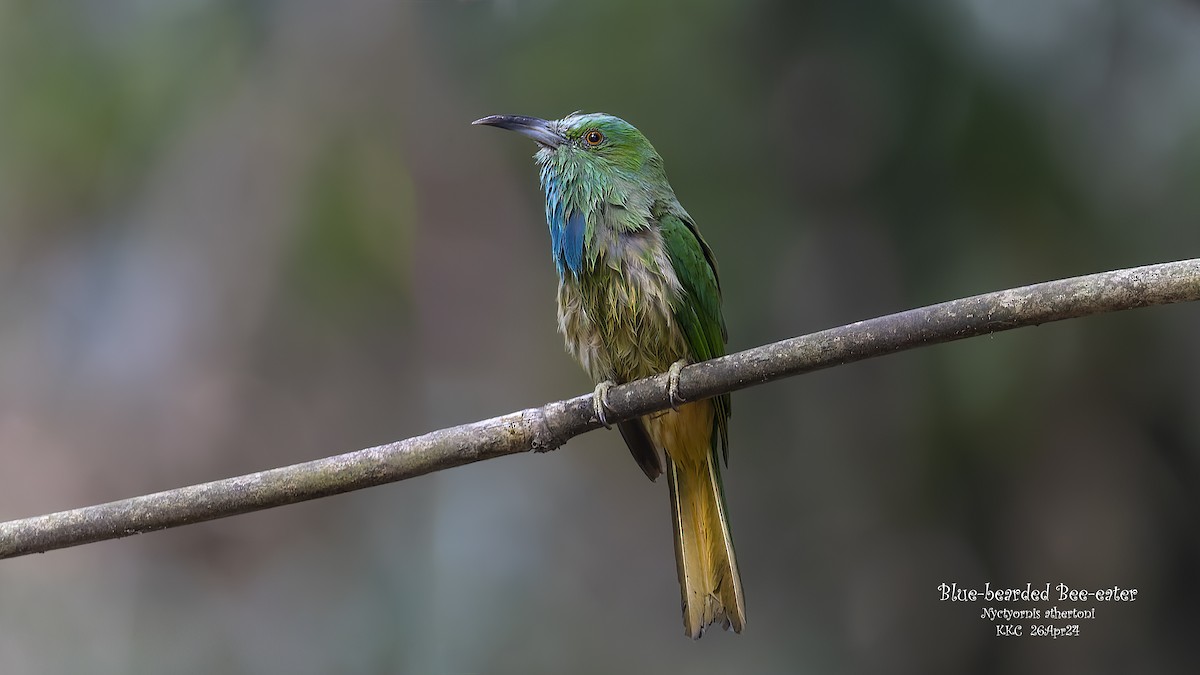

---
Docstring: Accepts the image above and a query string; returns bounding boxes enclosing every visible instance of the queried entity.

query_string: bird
[473,112,744,638]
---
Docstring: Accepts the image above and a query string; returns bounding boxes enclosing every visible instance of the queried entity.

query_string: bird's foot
[667,360,688,411]
[593,380,616,429]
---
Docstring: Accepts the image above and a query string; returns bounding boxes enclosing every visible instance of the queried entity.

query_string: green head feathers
[473,112,678,278]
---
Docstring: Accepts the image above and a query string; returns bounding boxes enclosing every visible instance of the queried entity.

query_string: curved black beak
[472,114,564,148]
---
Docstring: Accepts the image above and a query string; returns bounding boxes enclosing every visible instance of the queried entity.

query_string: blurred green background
[2,1,1198,673]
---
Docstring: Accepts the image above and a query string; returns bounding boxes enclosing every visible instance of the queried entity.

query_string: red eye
[584,129,604,146]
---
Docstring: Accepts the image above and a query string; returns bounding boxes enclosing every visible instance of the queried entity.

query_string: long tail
[661,405,745,638]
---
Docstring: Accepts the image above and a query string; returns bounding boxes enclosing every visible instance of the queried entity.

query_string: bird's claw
[593,380,616,429]
[667,360,687,411]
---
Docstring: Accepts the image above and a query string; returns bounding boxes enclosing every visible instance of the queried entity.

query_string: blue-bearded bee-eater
[474,112,744,638]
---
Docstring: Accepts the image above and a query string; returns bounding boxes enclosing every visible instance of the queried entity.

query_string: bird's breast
[556,232,689,384]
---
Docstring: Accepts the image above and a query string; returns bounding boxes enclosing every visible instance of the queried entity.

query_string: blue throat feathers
[540,171,586,279]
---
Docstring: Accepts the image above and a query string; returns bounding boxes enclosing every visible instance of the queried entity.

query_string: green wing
[659,213,731,462]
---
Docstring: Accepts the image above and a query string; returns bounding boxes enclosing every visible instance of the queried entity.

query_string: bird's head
[472,112,665,187]
[473,112,674,278]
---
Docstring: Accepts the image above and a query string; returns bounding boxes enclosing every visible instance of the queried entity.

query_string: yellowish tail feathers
[665,444,745,638]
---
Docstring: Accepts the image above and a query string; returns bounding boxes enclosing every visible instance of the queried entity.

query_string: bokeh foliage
[1,1,1198,673]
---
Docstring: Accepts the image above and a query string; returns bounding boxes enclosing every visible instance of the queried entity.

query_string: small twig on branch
[2,259,1198,559]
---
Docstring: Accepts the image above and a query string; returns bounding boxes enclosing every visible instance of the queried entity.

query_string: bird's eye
[584,129,604,146]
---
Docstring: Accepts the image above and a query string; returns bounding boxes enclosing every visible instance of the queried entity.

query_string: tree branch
[2,258,1198,559]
